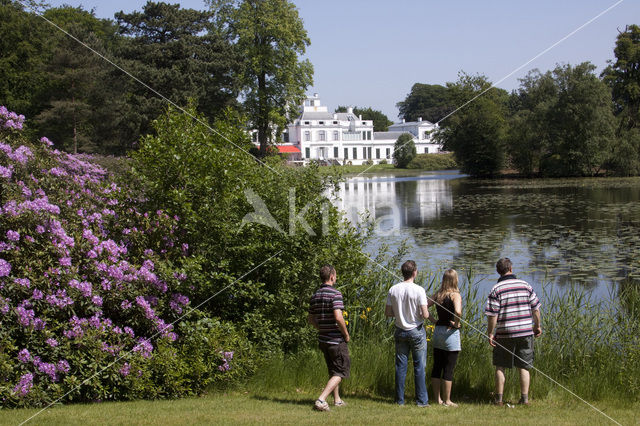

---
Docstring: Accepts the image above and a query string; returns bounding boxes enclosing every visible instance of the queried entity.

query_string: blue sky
[45,0,637,121]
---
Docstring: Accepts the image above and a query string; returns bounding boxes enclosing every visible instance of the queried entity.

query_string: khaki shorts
[493,335,534,369]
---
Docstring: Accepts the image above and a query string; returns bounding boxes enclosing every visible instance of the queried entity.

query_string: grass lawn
[2,391,637,425]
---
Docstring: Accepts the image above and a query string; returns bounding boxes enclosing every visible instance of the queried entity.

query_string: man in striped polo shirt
[485,258,542,406]
[308,265,350,411]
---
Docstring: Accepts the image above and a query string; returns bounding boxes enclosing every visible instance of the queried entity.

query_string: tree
[393,133,416,168]
[396,83,455,123]
[602,24,640,130]
[507,69,557,176]
[546,63,615,176]
[437,73,508,177]
[335,106,392,131]
[0,1,54,121]
[36,7,119,153]
[115,1,241,148]
[213,0,313,154]
[601,25,640,175]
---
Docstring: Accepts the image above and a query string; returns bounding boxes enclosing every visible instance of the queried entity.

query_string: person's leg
[395,329,409,405]
[332,383,340,403]
[442,350,459,406]
[518,368,530,402]
[431,348,446,404]
[514,336,534,404]
[318,375,342,402]
[410,326,428,406]
[494,367,505,402]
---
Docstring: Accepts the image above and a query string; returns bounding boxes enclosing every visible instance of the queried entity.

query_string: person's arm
[451,292,462,329]
[427,295,435,308]
[422,304,436,324]
[334,309,350,342]
[487,315,497,347]
[532,309,542,337]
[385,304,394,318]
[308,313,318,330]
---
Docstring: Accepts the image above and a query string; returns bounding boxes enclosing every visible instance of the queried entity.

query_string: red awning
[275,145,301,153]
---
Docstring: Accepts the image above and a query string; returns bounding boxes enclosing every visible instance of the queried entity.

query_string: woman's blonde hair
[434,269,459,303]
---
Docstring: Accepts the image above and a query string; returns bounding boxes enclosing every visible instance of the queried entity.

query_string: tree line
[396,25,640,177]
[0,0,311,155]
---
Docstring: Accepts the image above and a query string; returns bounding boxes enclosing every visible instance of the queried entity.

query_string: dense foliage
[437,73,509,177]
[392,133,417,168]
[508,63,616,177]
[130,105,369,352]
[406,152,457,170]
[0,0,311,156]
[0,109,254,406]
[396,83,455,124]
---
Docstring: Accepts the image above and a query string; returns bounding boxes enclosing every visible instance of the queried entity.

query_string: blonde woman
[428,269,462,407]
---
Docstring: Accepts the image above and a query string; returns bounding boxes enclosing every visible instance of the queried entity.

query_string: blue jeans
[394,324,428,406]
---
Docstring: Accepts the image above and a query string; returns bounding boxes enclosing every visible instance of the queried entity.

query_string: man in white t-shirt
[385,260,431,406]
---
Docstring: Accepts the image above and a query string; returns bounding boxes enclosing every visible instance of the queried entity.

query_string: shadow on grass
[251,392,394,406]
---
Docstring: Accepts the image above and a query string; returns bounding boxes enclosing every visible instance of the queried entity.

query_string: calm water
[333,171,640,299]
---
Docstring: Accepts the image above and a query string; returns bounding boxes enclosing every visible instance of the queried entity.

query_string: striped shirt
[485,275,541,338]
[309,284,345,345]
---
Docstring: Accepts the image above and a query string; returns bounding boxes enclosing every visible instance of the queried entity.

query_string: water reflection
[335,172,640,298]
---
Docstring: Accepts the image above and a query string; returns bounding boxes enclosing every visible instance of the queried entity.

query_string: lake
[333,170,640,299]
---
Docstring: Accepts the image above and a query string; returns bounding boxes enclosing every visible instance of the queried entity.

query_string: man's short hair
[401,260,417,280]
[319,265,336,282]
[496,258,513,275]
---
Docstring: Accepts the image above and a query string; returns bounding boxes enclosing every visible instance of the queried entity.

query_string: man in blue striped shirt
[308,265,350,411]
[485,258,542,406]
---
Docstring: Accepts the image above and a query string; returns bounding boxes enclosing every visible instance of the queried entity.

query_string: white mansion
[284,94,442,165]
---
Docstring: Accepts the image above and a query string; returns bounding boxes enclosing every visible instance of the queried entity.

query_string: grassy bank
[2,391,637,425]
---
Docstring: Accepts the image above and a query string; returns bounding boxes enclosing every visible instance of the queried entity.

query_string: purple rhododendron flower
[46,338,59,347]
[14,278,30,288]
[17,348,31,363]
[32,289,43,300]
[6,230,20,241]
[119,362,131,377]
[0,165,13,179]
[56,359,70,374]
[13,373,33,396]
[40,136,54,146]
[0,259,11,277]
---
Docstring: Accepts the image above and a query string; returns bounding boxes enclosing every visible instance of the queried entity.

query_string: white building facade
[287,94,442,165]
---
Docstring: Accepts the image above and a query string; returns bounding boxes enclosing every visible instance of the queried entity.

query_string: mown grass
[2,391,637,425]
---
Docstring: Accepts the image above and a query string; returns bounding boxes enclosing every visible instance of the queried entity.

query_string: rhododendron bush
[0,108,253,407]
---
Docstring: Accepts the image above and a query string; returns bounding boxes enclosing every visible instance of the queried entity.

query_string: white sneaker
[314,399,330,411]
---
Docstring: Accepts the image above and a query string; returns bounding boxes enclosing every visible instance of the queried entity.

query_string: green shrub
[130,105,369,352]
[406,153,458,170]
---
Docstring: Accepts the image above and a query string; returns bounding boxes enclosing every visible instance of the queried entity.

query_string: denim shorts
[432,325,461,351]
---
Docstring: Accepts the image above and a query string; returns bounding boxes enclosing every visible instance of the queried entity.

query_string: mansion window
[424,147,428,153]
[304,131,311,141]
[344,147,348,159]
[334,146,338,158]
[319,130,326,141]
[305,147,310,158]
[376,148,380,159]
[333,131,339,141]
[353,147,357,159]
[386,148,391,158]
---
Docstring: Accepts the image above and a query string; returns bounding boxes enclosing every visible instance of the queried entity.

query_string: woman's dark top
[435,294,457,327]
